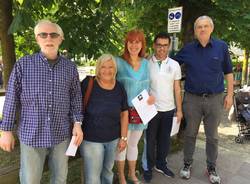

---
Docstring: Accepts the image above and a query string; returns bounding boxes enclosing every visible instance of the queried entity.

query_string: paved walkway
[147,118,250,184]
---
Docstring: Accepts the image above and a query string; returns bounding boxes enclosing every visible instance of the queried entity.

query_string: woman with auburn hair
[115,29,154,184]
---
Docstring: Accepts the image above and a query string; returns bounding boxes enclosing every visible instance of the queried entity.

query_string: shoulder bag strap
[83,76,94,111]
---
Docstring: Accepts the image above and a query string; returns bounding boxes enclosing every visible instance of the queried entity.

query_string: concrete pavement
[145,122,250,184]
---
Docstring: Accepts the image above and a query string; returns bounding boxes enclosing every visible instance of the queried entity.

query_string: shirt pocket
[208,56,222,72]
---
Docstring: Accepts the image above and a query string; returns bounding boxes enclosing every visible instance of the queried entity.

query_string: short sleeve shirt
[173,38,233,94]
[82,79,128,142]
[149,56,181,111]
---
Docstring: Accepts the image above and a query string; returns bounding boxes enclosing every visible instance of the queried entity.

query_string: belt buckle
[202,93,209,98]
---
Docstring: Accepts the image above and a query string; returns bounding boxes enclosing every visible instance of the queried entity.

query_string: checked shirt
[0,52,83,147]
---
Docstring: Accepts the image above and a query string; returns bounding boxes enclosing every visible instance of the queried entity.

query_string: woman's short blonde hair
[95,54,117,82]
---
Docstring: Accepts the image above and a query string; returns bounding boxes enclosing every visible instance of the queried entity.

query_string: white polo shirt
[149,55,181,111]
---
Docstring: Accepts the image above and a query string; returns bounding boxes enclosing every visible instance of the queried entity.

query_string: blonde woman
[80,54,129,184]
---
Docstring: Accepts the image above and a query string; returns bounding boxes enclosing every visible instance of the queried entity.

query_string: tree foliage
[123,0,250,50]
[9,0,250,58]
[1,0,250,86]
[10,0,131,60]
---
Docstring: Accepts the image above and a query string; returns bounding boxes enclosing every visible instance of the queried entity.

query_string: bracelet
[121,136,127,141]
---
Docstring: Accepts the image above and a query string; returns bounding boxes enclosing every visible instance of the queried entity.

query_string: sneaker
[155,165,175,178]
[180,163,192,179]
[206,166,221,184]
[143,170,152,183]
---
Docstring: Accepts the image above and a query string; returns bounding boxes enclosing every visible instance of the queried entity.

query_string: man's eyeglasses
[156,43,169,49]
[37,32,60,39]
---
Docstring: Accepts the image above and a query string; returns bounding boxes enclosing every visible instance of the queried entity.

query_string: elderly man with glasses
[0,20,83,184]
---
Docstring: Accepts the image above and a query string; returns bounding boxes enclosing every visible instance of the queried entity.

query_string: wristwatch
[121,136,127,141]
[74,121,82,125]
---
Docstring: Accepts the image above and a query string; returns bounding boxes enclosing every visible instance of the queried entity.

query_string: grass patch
[0,134,183,184]
[41,158,82,184]
[0,134,20,168]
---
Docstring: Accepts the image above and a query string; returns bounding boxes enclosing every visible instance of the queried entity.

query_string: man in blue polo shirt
[174,15,233,184]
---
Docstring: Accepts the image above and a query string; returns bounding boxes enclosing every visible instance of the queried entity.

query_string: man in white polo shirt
[143,32,183,182]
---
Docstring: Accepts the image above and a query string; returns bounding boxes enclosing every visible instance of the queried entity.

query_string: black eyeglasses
[37,32,60,39]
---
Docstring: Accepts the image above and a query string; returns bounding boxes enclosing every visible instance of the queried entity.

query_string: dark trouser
[183,92,224,168]
[146,109,175,171]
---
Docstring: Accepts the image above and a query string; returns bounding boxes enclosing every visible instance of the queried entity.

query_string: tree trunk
[179,0,197,45]
[0,0,16,89]
[179,0,214,45]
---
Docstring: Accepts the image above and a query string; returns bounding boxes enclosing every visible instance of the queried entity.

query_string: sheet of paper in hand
[132,89,158,125]
[170,117,180,136]
[65,136,78,156]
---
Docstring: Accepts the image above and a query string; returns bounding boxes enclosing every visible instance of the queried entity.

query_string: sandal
[127,178,142,184]
[127,170,143,184]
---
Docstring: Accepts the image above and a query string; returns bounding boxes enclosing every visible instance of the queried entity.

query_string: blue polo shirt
[174,38,233,94]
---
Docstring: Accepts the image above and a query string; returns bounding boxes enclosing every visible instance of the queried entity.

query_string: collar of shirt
[39,52,61,66]
[152,55,169,64]
[195,37,214,48]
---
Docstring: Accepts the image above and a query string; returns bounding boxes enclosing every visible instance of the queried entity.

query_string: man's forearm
[174,80,182,112]
[225,73,234,97]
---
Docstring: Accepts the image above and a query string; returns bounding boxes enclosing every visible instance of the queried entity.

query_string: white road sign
[168,7,183,33]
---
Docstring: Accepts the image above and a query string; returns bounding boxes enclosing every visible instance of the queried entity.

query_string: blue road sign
[175,12,181,19]
[169,13,175,20]
[168,7,183,33]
